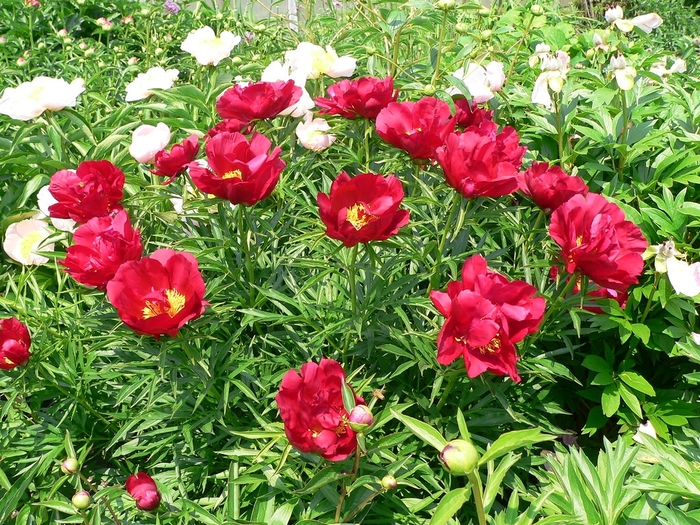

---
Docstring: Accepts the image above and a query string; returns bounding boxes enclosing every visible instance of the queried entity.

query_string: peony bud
[72,490,91,510]
[380,474,397,490]
[422,84,436,96]
[0,37,6,44]
[437,0,455,10]
[530,4,544,15]
[478,6,490,15]
[61,458,80,475]
[439,439,479,476]
[348,405,374,432]
[455,22,469,34]
[480,30,492,40]
[16,57,26,66]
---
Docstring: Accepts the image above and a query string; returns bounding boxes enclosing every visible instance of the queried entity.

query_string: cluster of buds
[530,44,570,110]
[96,17,113,30]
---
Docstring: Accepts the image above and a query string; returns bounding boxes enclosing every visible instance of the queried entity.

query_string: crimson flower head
[375,97,456,160]
[453,98,493,129]
[152,135,200,184]
[317,172,410,247]
[549,193,647,291]
[430,255,545,382]
[0,317,31,370]
[60,210,143,290]
[106,249,207,339]
[49,161,125,223]
[518,161,589,212]
[189,132,285,206]
[125,472,161,511]
[216,80,302,123]
[276,358,365,461]
[315,76,398,120]
[436,121,526,199]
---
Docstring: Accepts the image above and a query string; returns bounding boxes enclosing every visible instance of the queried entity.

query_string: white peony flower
[125,66,179,102]
[448,62,505,103]
[605,5,624,24]
[283,42,356,79]
[129,123,171,164]
[295,114,336,151]
[531,51,570,110]
[180,26,241,66]
[36,185,76,232]
[610,54,636,91]
[631,13,663,33]
[262,59,315,117]
[3,218,54,265]
[633,420,657,443]
[0,76,85,120]
[666,255,700,297]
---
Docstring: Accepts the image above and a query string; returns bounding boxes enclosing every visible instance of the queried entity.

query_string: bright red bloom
[317,172,409,247]
[315,76,398,120]
[216,80,302,122]
[48,161,124,223]
[207,119,253,138]
[0,318,31,370]
[436,121,526,199]
[60,210,143,290]
[375,97,456,160]
[518,161,589,212]
[106,249,207,339]
[549,193,647,291]
[189,132,285,206]
[276,358,365,461]
[430,255,545,382]
[125,472,161,511]
[453,98,493,129]
[152,135,200,184]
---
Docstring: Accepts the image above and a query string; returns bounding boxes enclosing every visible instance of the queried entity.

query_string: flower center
[346,203,378,231]
[222,169,243,180]
[19,231,45,261]
[141,289,186,319]
[477,336,501,355]
[335,415,349,436]
[405,127,422,136]
[3,356,15,366]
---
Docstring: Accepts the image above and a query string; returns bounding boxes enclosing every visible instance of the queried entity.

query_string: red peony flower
[189,132,285,206]
[276,358,365,461]
[0,317,31,370]
[549,193,647,291]
[375,97,456,160]
[436,121,526,199]
[430,255,545,382]
[48,161,125,223]
[317,172,410,247]
[207,118,253,138]
[125,472,161,511]
[152,135,200,184]
[518,161,589,212]
[453,98,493,129]
[216,80,302,123]
[315,76,398,120]
[106,249,207,339]
[60,210,143,290]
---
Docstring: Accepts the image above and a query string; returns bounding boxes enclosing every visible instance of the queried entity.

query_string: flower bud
[0,37,6,44]
[127,56,139,65]
[348,405,374,432]
[253,23,265,31]
[72,490,91,510]
[61,458,80,475]
[422,84,436,96]
[478,6,490,15]
[215,11,224,19]
[530,4,544,15]
[480,29,492,40]
[455,22,469,34]
[380,474,397,490]
[439,439,479,476]
[436,0,455,10]
[231,56,242,65]
[16,57,26,66]
[57,29,68,37]
[365,45,377,56]
[585,48,595,61]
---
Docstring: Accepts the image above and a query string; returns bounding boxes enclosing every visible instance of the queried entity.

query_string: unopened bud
[439,439,479,476]
[16,57,26,66]
[478,6,490,16]
[480,29,492,40]
[585,48,595,60]
[231,56,242,65]
[215,11,224,19]
[422,84,436,96]
[436,0,455,10]
[365,45,377,56]
[348,405,374,432]
[72,490,91,510]
[253,23,265,31]
[0,37,6,44]
[61,458,80,475]
[57,28,68,37]
[530,4,544,15]
[380,475,397,490]
[455,22,469,34]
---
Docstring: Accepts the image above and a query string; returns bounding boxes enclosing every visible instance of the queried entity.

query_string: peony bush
[2,0,700,523]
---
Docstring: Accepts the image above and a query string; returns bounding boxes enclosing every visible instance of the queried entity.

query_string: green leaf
[582,355,613,374]
[618,382,643,418]
[456,408,471,441]
[478,428,556,466]
[619,371,655,397]
[298,466,346,494]
[601,383,620,417]
[341,381,357,413]
[390,409,447,451]
[429,488,471,525]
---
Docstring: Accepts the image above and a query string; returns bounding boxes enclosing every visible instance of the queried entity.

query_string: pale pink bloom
[666,255,700,297]
[448,62,505,103]
[610,55,636,91]
[633,421,657,443]
[262,60,315,117]
[605,5,624,23]
[125,66,178,101]
[36,185,76,232]
[283,42,356,79]
[295,114,336,151]
[180,26,241,66]
[3,218,54,265]
[129,123,171,164]
[631,13,663,33]
[643,239,679,273]
[0,76,85,120]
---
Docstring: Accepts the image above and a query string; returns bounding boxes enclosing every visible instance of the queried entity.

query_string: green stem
[80,473,122,525]
[503,13,535,88]
[617,90,629,181]
[553,93,566,167]
[347,244,359,319]
[428,193,462,294]
[639,273,660,324]
[467,471,487,525]
[343,490,382,522]
[335,446,362,522]
[27,8,34,49]
[436,372,459,411]
[237,205,255,305]
[430,10,449,88]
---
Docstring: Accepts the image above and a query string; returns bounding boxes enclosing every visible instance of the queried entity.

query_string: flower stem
[640,272,660,324]
[237,205,255,305]
[467,471,487,525]
[430,10,449,88]
[428,193,462,294]
[348,244,359,319]
[617,90,629,181]
[503,12,535,88]
[553,93,566,168]
[335,446,362,522]
[80,473,122,525]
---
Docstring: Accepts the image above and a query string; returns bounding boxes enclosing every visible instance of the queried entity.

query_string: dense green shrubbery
[1,0,700,523]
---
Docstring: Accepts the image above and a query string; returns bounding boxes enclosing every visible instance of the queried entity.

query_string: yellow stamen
[346,203,379,231]
[222,169,243,180]
[477,336,501,355]
[4,357,15,365]
[19,231,44,261]
[141,289,186,319]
